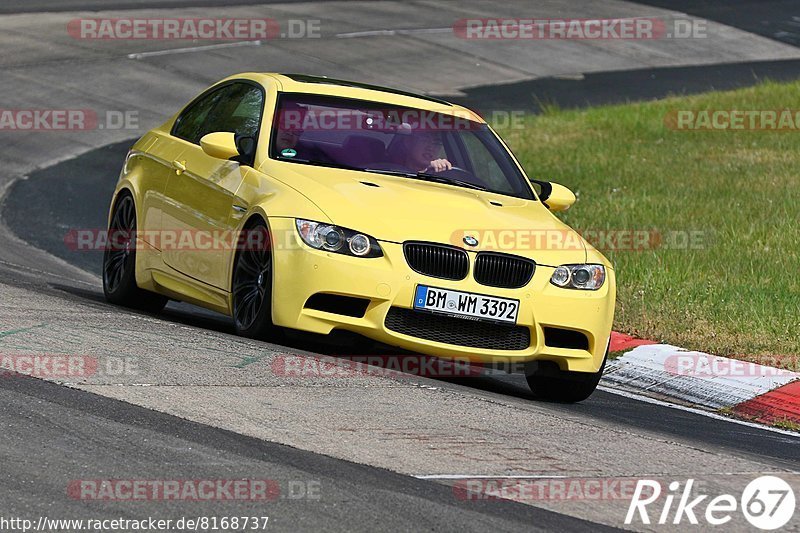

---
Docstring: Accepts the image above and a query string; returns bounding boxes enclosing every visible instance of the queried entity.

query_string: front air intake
[304,293,370,318]
[385,307,530,350]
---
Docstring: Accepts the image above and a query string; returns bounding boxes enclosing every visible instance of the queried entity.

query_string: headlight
[550,264,605,290]
[295,219,383,258]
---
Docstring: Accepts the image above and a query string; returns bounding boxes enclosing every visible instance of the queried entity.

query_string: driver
[400,130,453,173]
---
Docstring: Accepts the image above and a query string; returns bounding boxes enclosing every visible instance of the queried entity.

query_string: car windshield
[270,93,535,200]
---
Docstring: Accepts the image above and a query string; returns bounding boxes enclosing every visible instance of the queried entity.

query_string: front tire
[231,220,279,340]
[525,350,607,403]
[102,193,168,313]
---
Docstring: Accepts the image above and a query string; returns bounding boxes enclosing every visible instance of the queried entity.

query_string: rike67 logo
[626,476,795,529]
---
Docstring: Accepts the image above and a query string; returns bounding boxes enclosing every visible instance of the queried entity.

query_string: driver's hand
[428,159,452,173]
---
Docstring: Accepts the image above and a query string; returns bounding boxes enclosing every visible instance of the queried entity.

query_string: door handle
[172,160,187,175]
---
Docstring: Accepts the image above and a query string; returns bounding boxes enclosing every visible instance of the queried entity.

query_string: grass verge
[496,80,800,362]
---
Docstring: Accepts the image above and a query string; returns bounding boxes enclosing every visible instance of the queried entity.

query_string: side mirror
[200,132,240,160]
[532,180,576,212]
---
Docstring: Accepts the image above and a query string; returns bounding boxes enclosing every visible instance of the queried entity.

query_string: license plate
[413,285,519,324]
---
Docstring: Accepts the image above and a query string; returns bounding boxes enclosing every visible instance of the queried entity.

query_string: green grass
[607,350,628,361]
[717,408,800,432]
[494,80,800,361]
[774,418,800,432]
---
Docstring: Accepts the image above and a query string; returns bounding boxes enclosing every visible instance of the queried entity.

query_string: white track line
[598,385,800,438]
[336,15,689,39]
[415,471,797,480]
[415,474,567,480]
[336,28,452,38]
[127,40,262,60]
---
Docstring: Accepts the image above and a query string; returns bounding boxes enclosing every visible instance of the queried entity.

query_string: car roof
[280,73,455,106]
[225,72,485,123]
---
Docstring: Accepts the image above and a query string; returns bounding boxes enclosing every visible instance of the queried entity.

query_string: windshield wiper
[415,172,488,191]
[362,168,488,191]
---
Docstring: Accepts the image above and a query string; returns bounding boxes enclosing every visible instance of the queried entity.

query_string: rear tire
[525,350,607,403]
[102,193,168,314]
[231,220,280,340]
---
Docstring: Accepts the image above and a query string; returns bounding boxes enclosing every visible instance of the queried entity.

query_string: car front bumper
[268,217,615,373]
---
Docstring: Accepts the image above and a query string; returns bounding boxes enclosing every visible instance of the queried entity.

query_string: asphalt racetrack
[1,1,799,531]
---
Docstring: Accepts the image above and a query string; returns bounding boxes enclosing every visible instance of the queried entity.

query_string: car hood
[269,164,588,265]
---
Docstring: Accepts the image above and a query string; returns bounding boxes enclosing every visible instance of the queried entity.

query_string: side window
[172,88,226,143]
[206,83,263,139]
[173,83,264,144]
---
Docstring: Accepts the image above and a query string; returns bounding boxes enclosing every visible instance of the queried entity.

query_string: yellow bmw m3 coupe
[103,73,615,402]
